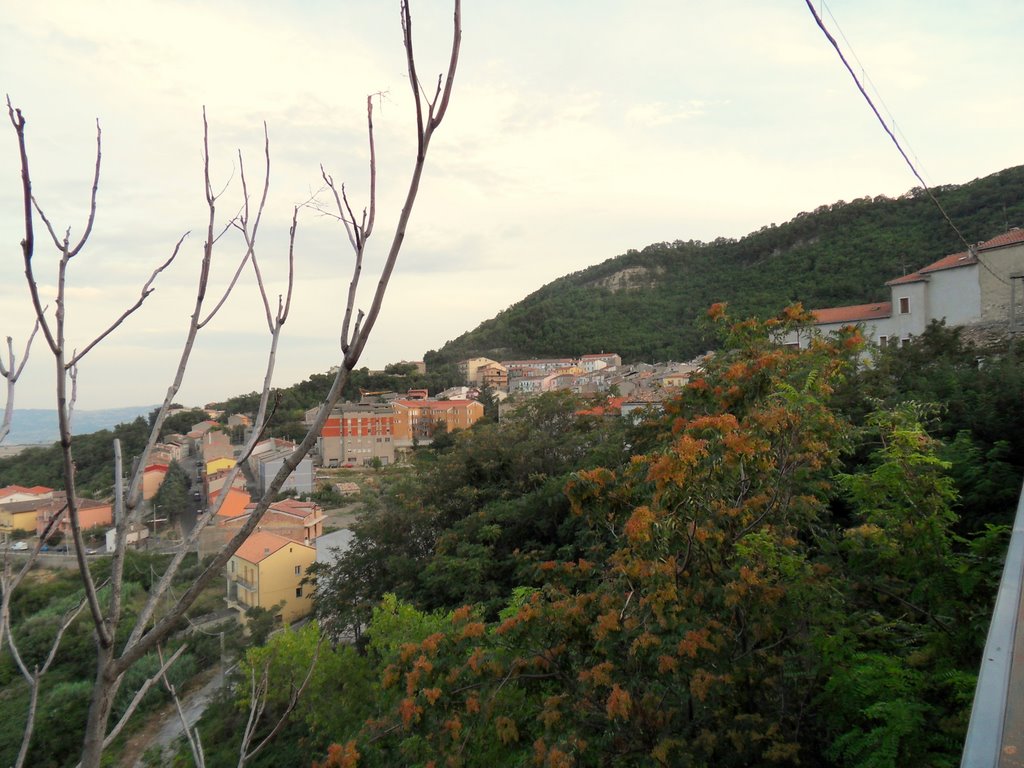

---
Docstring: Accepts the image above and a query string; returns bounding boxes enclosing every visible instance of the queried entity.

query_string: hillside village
[5,229,1024,631]
[0,352,701,627]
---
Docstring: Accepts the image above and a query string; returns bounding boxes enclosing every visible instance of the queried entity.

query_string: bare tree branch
[205,125,273,331]
[159,644,206,768]
[0,320,40,443]
[97,644,188,752]
[6,96,58,356]
[66,240,182,368]
[5,4,462,765]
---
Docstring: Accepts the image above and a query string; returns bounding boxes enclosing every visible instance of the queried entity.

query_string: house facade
[36,493,113,539]
[391,398,484,448]
[142,464,168,501]
[255,448,314,496]
[786,229,1024,348]
[226,531,316,624]
[319,401,396,467]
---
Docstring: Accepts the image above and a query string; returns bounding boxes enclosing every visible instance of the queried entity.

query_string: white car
[10,541,29,551]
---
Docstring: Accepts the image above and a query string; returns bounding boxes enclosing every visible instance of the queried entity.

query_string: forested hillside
[426,166,1024,366]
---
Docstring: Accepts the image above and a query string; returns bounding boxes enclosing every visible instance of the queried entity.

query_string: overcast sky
[2,1,1022,411]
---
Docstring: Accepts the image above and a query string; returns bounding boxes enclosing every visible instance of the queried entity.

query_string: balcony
[231,576,257,592]
[962,479,1024,766]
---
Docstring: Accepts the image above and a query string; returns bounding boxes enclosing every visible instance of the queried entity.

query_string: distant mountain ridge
[424,166,1024,367]
[3,406,158,446]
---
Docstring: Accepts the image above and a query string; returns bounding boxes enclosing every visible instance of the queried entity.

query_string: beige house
[226,531,316,624]
[458,357,507,389]
[203,498,326,557]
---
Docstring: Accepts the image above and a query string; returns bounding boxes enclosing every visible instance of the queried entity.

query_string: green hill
[424,166,1024,366]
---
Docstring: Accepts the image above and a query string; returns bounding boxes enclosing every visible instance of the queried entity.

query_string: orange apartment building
[391,398,484,448]
[319,401,397,467]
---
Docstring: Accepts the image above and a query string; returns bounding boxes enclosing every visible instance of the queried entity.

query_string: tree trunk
[79,645,119,768]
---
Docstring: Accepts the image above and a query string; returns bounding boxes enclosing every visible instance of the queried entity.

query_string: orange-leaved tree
[320,305,866,767]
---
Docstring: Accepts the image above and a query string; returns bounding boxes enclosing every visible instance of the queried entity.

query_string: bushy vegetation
[0,416,151,498]
[0,553,239,768]
[178,310,1021,767]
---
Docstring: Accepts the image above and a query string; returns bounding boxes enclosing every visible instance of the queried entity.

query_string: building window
[294,565,301,575]
[295,586,303,598]
[878,335,888,347]
[899,297,910,314]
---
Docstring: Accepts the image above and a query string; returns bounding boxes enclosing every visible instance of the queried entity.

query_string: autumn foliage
[306,306,1005,767]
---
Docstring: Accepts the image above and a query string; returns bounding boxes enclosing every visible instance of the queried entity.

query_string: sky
[1,0,1022,411]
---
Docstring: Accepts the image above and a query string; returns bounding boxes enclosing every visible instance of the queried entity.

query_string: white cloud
[2,0,1022,409]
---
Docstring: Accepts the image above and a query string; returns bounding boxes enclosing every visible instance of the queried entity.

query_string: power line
[804,0,1010,286]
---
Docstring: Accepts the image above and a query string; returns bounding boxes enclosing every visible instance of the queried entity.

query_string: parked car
[11,541,28,551]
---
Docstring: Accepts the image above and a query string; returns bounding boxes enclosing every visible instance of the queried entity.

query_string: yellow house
[0,500,46,533]
[226,531,316,624]
[206,456,236,476]
[0,485,54,537]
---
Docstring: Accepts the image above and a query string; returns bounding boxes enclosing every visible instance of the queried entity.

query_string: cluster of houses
[14,229,1019,628]
[0,484,112,545]
[458,352,700,396]
[308,354,707,468]
[179,418,321,625]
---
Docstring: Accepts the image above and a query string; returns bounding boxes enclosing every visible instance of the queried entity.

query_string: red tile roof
[886,271,926,286]
[922,250,976,274]
[811,302,892,324]
[886,228,1024,286]
[0,484,53,499]
[978,228,1024,251]
[234,531,295,564]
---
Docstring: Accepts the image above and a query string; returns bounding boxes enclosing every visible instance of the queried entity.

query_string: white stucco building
[785,229,1024,348]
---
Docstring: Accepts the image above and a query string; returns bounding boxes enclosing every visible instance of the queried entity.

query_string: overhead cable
[803,0,1009,285]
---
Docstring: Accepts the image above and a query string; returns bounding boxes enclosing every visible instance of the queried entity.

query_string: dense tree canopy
[0,417,151,498]
[271,307,1018,768]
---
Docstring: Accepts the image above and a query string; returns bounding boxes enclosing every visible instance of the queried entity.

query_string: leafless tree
[0,323,39,445]
[2,2,461,765]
